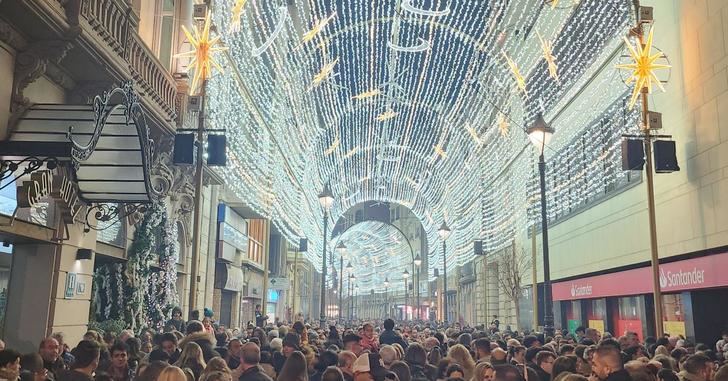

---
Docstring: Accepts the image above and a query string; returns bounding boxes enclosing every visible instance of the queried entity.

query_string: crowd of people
[1,306,727,381]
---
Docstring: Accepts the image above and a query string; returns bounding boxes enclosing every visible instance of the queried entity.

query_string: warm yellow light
[537,31,559,81]
[375,109,397,122]
[312,58,339,87]
[229,0,248,33]
[176,12,228,94]
[302,12,337,44]
[502,52,527,95]
[352,88,382,100]
[324,136,339,156]
[615,27,671,109]
[497,113,510,137]
[433,144,447,159]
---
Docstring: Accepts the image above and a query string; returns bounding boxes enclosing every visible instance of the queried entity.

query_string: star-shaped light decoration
[312,58,339,88]
[176,12,228,94]
[343,146,360,158]
[375,109,397,122]
[302,12,336,44]
[502,52,527,95]
[433,144,447,159]
[497,112,510,137]
[537,32,559,81]
[229,0,248,33]
[324,136,340,156]
[466,125,482,145]
[615,27,670,109]
[353,88,382,100]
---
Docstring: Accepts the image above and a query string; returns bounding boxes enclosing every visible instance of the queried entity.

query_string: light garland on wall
[205,0,634,279]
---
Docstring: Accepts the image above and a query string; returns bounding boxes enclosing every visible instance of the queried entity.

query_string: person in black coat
[592,346,633,381]
[379,319,408,348]
[237,343,273,381]
[180,320,220,363]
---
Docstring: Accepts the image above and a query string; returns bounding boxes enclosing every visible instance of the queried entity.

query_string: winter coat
[179,331,221,363]
[238,366,273,381]
[379,329,408,348]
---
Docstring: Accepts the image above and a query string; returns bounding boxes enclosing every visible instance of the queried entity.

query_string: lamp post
[336,241,347,323]
[346,262,353,321]
[384,277,390,317]
[317,182,334,329]
[403,269,410,320]
[349,273,356,320]
[354,284,359,319]
[438,222,451,325]
[527,113,555,337]
[414,254,422,321]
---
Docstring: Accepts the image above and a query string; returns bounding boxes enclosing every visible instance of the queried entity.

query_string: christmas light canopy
[206,0,638,279]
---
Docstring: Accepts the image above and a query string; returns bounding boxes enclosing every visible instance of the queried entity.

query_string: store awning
[1,82,160,203]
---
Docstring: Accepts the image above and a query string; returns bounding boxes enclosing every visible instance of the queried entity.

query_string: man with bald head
[591,345,631,381]
[237,342,272,381]
[39,337,65,381]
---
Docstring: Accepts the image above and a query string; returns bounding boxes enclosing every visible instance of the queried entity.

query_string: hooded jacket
[179,331,220,362]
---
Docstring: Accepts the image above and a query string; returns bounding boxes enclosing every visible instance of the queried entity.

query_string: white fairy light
[206,0,635,278]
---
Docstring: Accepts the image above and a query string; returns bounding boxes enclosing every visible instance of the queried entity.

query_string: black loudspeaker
[654,140,680,173]
[76,249,93,260]
[207,135,227,166]
[433,268,439,277]
[174,134,195,165]
[621,139,645,170]
[299,238,308,252]
[474,240,484,256]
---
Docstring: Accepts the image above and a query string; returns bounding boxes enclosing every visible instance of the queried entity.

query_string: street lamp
[403,269,410,320]
[527,112,555,337]
[414,254,422,321]
[438,221,451,325]
[354,284,359,319]
[336,241,347,322]
[384,277,390,317]
[317,182,334,329]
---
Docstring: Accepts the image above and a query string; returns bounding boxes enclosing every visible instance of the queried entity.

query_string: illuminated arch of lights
[205,0,638,277]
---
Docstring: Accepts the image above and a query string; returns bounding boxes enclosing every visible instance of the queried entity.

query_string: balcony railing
[71,0,178,122]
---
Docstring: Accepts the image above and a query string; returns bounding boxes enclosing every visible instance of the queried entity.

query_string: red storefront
[552,250,728,344]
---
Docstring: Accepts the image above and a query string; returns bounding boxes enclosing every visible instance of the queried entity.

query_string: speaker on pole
[174,134,195,165]
[621,139,645,170]
[299,238,308,252]
[654,140,680,173]
[474,240,484,256]
[207,135,227,166]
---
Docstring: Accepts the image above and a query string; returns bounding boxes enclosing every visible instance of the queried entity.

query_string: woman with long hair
[200,358,230,381]
[447,344,476,380]
[276,351,308,381]
[156,366,188,381]
[471,362,494,381]
[174,342,206,380]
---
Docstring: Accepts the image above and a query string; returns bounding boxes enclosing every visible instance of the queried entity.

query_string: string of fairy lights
[186,0,650,295]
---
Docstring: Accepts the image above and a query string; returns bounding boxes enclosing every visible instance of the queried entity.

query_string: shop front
[552,250,728,343]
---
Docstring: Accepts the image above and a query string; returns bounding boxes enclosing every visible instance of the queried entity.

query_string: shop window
[662,293,688,338]
[613,296,646,341]
[587,299,607,334]
[565,300,583,334]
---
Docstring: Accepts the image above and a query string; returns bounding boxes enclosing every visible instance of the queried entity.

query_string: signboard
[269,277,290,290]
[552,251,728,301]
[567,319,580,335]
[664,321,686,338]
[17,170,86,224]
[588,319,605,334]
[65,273,77,298]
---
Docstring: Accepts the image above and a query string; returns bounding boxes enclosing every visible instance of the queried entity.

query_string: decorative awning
[1,82,160,203]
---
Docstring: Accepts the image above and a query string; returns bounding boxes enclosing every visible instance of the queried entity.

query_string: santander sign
[552,252,728,301]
